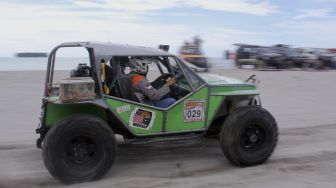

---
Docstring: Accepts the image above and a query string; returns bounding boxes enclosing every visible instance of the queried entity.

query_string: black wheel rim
[65,136,96,164]
[240,124,266,150]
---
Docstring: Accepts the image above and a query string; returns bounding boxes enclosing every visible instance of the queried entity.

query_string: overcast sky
[0,0,336,57]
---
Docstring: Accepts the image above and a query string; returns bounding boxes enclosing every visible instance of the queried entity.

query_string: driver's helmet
[129,57,153,75]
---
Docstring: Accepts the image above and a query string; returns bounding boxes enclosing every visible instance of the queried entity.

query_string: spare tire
[42,115,116,183]
[220,106,278,166]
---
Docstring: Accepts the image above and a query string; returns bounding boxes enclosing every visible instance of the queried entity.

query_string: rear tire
[220,106,278,166]
[42,115,116,184]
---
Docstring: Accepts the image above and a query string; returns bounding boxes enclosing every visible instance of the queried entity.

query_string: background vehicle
[282,48,309,68]
[255,47,283,69]
[234,43,260,68]
[37,42,278,184]
[234,44,332,69]
[179,36,209,71]
[311,48,336,69]
[235,44,289,69]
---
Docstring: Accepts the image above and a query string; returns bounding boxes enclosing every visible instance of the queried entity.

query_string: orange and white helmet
[129,57,152,74]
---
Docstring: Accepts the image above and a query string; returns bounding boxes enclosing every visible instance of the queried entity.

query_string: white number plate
[184,100,205,122]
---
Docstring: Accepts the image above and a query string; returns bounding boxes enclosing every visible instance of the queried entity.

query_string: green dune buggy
[36,42,278,183]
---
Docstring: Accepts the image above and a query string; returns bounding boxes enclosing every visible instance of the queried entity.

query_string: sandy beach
[0,69,336,188]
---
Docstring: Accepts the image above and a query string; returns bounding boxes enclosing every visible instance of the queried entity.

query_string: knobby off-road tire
[42,115,116,184]
[220,106,278,166]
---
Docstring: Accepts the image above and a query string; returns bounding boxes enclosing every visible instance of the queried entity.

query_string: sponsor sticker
[129,108,156,129]
[116,105,131,113]
[184,100,205,122]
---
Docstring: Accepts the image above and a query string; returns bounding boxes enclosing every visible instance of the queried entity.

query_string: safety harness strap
[101,63,109,94]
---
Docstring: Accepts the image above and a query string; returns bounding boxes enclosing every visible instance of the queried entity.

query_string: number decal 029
[184,100,205,122]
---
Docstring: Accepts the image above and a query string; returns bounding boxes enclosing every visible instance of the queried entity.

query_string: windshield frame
[172,56,206,91]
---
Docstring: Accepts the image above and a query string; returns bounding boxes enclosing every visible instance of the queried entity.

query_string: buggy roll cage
[44,43,101,97]
[44,42,207,101]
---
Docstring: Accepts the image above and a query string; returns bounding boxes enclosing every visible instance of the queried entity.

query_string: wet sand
[0,69,336,188]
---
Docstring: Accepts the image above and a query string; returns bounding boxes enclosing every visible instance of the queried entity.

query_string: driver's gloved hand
[165,77,176,87]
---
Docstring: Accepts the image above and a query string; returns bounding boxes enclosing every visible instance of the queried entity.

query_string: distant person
[193,35,202,48]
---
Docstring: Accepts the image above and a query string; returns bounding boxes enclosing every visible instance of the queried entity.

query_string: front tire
[42,115,116,184]
[220,106,278,166]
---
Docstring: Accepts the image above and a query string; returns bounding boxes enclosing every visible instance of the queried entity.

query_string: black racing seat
[105,64,120,97]
[105,65,113,87]
[118,56,130,74]
[107,57,138,102]
[116,75,138,102]
[106,58,121,97]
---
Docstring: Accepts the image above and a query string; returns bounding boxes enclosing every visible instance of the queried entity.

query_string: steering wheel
[151,73,174,89]
[151,73,180,98]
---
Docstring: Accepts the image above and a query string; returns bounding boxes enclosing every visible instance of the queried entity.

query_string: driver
[129,57,176,108]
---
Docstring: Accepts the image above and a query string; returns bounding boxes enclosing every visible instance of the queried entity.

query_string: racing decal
[116,105,131,113]
[184,100,205,122]
[129,108,156,129]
